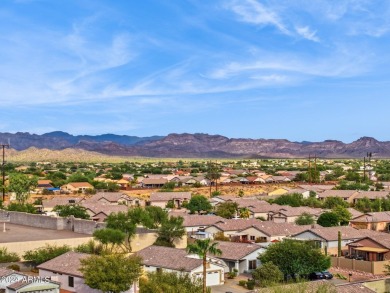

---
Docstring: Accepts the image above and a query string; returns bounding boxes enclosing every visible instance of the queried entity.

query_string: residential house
[291,226,382,255]
[227,221,312,243]
[140,178,167,188]
[352,191,390,204]
[38,252,138,293]
[298,184,336,194]
[149,192,191,208]
[268,206,323,223]
[116,179,131,190]
[180,214,225,237]
[271,176,291,183]
[210,241,264,274]
[81,202,128,222]
[205,218,262,239]
[317,190,359,203]
[137,246,225,287]
[285,188,311,199]
[42,197,82,212]
[347,234,390,261]
[350,212,390,232]
[61,182,94,194]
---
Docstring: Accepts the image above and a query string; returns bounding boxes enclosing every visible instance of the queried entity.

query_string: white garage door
[206,271,221,286]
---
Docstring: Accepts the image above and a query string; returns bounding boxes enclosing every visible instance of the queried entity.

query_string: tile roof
[37,252,89,278]
[298,184,336,192]
[242,221,312,237]
[354,191,390,200]
[0,268,14,278]
[68,182,94,188]
[292,226,382,241]
[272,206,323,217]
[150,192,191,202]
[137,246,202,272]
[211,241,263,261]
[6,279,60,290]
[318,190,358,198]
[347,208,363,219]
[357,233,390,249]
[351,211,390,223]
[142,178,168,185]
[211,218,262,232]
[181,215,224,227]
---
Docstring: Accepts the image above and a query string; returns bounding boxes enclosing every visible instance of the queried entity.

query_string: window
[156,268,162,273]
[68,276,74,288]
[250,236,255,241]
[248,260,257,270]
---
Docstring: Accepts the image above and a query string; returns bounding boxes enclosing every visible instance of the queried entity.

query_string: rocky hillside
[1,132,389,158]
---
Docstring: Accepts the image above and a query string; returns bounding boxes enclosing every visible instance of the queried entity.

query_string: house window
[248,260,257,270]
[68,276,74,288]
[156,268,162,273]
[250,236,255,241]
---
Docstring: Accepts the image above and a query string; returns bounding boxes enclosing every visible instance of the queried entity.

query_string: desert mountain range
[0,132,388,158]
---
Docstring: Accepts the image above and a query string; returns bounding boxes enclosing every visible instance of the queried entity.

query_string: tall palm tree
[187,239,222,293]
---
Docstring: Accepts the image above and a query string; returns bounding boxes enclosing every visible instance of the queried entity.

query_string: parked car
[322,271,333,279]
[308,272,325,280]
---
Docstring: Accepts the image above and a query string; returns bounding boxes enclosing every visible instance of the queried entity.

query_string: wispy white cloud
[295,26,320,42]
[225,0,289,34]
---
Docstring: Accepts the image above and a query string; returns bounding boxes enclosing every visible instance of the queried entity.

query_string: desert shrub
[0,247,20,263]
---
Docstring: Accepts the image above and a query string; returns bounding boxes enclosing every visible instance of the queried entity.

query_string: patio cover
[354,247,389,253]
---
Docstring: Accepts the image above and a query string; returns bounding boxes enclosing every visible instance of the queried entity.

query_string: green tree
[317,212,340,227]
[252,261,283,287]
[160,182,176,192]
[332,206,352,226]
[74,240,104,255]
[258,239,331,277]
[295,212,315,225]
[166,200,175,208]
[140,271,204,293]
[23,244,71,266]
[53,204,90,219]
[215,202,238,219]
[7,202,37,213]
[8,173,38,204]
[322,197,349,209]
[0,248,20,263]
[144,206,168,228]
[239,207,251,219]
[67,172,91,183]
[80,254,142,293]
[187,239,222,293]
[105,212,137,252]
[154,216,185,247]
[272,193,304,207]
[93,228,125,253]
[187,195,212,214]
[354,197,372,213]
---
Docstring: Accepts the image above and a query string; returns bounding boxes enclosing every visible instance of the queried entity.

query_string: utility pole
[1,143,10,202]
[308,155,312,184]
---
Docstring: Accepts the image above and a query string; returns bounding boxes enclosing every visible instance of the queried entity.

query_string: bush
[246,279,255,290]
[7,264,20,271]
[238,280,247,287]
[252,262,283,287]
[214,232,230,241]
[0,247,20,263]
[23,244,71,266]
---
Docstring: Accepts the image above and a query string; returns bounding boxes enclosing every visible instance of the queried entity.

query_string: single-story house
[268,206,323,223]
[38,252,137,293]
[317,190,359,203]
[140,178,167,188]
[61,182,94,194]
[228,222,312,243]
[210,241,264,274]
[179,214,225,236]
[347,234,390,261]
[291,226,382,255]
[149,192,191,208]
[350,212,390,232]
[137,246,224,287]
[352,191,390,204]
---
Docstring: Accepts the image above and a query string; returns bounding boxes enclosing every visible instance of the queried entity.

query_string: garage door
[206,271,220,286]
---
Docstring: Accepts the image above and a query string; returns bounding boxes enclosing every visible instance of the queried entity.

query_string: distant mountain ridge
[0,132,389,158]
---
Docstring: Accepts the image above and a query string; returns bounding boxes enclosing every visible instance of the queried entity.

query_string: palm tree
[187,239,222,293]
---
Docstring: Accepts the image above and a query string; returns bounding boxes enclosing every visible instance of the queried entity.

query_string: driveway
[211,275,251,293]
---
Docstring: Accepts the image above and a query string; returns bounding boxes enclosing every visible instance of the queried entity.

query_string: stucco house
[347,234,390,261]
[38,252,137,293]
[210,241,264,274]
[350,211,390,232]
[61,182,94,194]
[149,192,191,208]
[137,246,225,287]
[317,190,359,203]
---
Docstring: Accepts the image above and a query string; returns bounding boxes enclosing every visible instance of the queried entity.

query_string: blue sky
[1,0,390,142]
